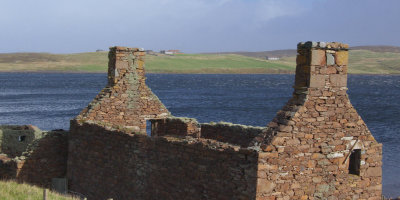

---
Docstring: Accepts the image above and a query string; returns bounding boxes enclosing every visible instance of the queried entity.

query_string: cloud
[0,0,398,53]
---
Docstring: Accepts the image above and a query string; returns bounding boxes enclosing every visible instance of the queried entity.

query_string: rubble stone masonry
[77,46,170,133]
[254,42,382,199]
[68,120,260,199]
[0,126,68,188]
[1,42,382,200]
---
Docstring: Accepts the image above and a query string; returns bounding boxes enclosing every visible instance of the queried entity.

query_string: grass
[0,49,399,74]
[145,54,293,73]
[0,180,78,200]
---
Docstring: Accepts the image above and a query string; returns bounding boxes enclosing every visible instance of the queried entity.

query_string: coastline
[0,70,399,75]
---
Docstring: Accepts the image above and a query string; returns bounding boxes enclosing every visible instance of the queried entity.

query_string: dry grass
[0,180,79,200]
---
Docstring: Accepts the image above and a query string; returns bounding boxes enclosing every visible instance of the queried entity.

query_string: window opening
[349,149,361,175]
[18,135,26,142]
[146,120,152,136]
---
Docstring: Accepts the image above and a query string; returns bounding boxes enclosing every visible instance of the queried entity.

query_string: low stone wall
[0,129,68,188]
[16,130,69,187]
[150,118,265,148]
[150,117,200,137]
[0,125,43,158]
[201,122,265,148]
[67,120,259,200]
[0,154,16,179]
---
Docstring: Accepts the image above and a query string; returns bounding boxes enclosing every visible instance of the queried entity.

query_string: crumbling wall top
[297,41,349,50]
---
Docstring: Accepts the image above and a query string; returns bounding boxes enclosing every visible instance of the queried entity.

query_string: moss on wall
[0,125,43,158]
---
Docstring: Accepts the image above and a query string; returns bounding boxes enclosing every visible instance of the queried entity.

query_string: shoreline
[0,70,399,76]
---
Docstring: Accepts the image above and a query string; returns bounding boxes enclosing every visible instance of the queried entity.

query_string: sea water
[0,73,399,197]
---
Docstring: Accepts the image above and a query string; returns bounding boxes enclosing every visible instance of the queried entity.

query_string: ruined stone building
[0,42,382,200]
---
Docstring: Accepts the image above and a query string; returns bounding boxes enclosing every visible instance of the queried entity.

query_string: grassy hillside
[145,54,292,73]
[0,180,78,200]
[0,52,109,72]
[268,50,400,74]
[0,48,399,74]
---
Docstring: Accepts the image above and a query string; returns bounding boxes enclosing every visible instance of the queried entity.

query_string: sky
[0,0,399,53]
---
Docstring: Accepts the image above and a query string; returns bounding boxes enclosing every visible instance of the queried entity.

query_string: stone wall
[0,125,43,157]
[0,128,68,188]
[1,42,382,199]
[16,130,69,187]
[150,117,200,137]
[201,122,265,148]
[67,120,259,200]
[254,42,382,199]
[78,47,170,133]
[150,118,264,147]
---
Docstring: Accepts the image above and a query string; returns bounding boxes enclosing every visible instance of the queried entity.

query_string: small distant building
[266,56,280,60]
[96,49,105,52]
[167,50,181,54]
[160,50,183,55]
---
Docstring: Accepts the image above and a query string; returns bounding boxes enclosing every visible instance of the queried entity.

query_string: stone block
[312,176,322,183]
[335,51,348,66]
[327,152,344,159]
[309,75,325,88]
[305,134,313,139]
[330,74,347,87]
[115,60,129,70]
[366,167,382,177]
[326,53,335,65]
[286,138,300,145]
[326,66,337,74]
[257,179,276,193]
[311,50,326,66]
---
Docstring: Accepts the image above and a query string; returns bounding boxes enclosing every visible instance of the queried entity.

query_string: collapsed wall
[67,47,265,199]
[0,42,383,199]
[0,126,68,188]
[0,125,42,158]
[254,42,382,199]
[64,42,382,199]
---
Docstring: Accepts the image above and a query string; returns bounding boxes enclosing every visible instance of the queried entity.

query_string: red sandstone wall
[0,154,16,179]
[67,120,259,200]
[150,118,264,148]
[150,117,200,137]
[79,47,169,132]
[255,42,382,200]
[201,122,264,148]
[66,42,382,200]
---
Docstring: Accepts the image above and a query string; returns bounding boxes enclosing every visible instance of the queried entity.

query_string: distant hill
[207,49,297,59]
[211,45,400,59]
[0,45,399,74]
[0,52,61,63]
[352,45,400,53]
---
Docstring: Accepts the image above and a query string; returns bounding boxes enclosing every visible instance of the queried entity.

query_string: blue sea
[0,73,399,197]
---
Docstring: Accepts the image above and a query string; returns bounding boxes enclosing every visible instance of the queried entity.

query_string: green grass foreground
[0,180,78,200]
[0,49,399,74]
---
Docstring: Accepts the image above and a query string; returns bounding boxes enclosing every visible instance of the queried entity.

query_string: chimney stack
[108,46,146,86]
[294,41,349,96]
